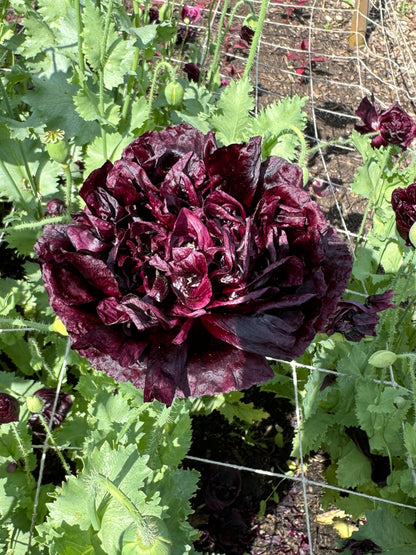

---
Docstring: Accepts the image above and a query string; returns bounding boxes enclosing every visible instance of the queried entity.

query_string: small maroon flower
[220,77,230,87]
[45,198,66,217]
[240,25,255,45]
[324,290,395,342]
[148,7,160,23]
[183,62,201,82]
[0,393,19,424]
[181,5,201,23]
[391,182,416,246]
[28,388,72,436]
[355,95,416,149]
[176,25,196,46]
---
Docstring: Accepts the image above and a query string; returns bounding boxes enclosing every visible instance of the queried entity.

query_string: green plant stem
[243,0,270,79]
[208,0,230,87]
[98,0,115,159]
[146,61,176,121]
[75,0,86,83]
[0,316,52,334]
[120,0,142,124]
[64,164,73,211]
[0,215,69,234]
[354,146,391,253]
[37,413,71,476]
[10,423,32,485]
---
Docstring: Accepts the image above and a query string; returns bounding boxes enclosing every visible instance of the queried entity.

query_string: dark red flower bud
[45,198,66,217]
[183,62,201,82]
[176,25,196,46]
[28,388,72,436]
[355,95,416,149]
[148,7,160,23]
[240,25,255,45]
[0,393,19,424]
[391,182,416,246]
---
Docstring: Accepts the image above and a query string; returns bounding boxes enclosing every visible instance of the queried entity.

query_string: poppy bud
[368,350,397,368]
[164,81,184,106]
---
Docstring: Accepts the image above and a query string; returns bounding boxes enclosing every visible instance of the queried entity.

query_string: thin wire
[184,456,416,511]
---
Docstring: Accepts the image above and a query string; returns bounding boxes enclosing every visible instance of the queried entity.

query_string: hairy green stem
[0,316,52,334]
[0,215,69,234]
[146,61,176,120]
[208,0,230,87]
[37,413,71,476]
[10,423,32,485]
[120,0,142,124]
[354,146,391,253]
[243,0,270,79]
[75,0,86,82]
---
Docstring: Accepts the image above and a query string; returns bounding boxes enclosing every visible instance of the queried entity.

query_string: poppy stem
[243,0,270,79]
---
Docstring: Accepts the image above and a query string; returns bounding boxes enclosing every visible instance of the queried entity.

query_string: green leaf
[336,443,372,488]
[253,95,308,161]
[350,508,416,554]
[23,73,100,145]
[82,0,105,72]
[129,25,158,48]
[209,77,254,145]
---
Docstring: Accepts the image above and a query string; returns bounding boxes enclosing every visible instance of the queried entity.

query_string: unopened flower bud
[368,350,397,368]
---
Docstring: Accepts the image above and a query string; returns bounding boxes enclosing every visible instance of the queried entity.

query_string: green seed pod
[26,395,44,414]
[368,350,397,368]
[409,222,416,248]
[122,520,172,555]
[164,81,184,106]
[43,130,70,164]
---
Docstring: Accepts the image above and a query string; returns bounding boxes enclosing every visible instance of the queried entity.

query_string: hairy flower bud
[164,81,184,106]
[0,393,19,424]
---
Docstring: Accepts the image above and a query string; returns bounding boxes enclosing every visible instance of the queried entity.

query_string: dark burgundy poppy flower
[176,25,196,46]
[324,290,394,342]
[240,25,255,45]
[28,388,73,436]
[0,393,19,424]
[183,62,201,82]
[35,124,353,405]
[181,5,201,23]
[355,95,416,149]
[391,182,416,246]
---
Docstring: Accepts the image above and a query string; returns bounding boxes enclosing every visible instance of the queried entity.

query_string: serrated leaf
[336,444,372,488]
[23,73,100,145]
[84,133,133,176]
[253,95,308,161]
[209,77,254,145]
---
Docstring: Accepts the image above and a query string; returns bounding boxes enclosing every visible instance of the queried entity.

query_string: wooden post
[349,0,369,47]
